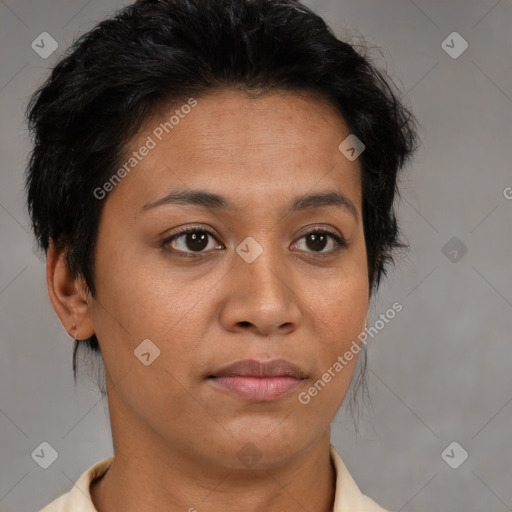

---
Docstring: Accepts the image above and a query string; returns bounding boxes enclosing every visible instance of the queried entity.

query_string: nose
[219,241,303,337]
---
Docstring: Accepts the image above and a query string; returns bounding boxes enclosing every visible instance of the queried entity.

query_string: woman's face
[87,89,369,469]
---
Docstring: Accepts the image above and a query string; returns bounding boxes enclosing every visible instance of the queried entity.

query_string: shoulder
[330,444,392,512]
[39,492,69,512]
[39,457,114,512]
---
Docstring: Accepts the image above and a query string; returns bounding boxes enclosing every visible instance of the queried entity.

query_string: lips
[207,358,307,402]
[209,358,307,379]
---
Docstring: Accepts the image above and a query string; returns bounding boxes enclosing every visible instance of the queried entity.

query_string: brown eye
[163,228,223,255]
[293,230,347,254]
[305,232,328,251]
[180,231,209,252]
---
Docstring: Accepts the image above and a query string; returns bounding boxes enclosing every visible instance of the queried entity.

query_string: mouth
[207,358,307,402]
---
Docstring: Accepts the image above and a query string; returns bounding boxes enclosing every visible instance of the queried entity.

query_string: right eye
[161,227,224,257]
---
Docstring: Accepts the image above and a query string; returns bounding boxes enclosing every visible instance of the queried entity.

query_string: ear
[46,239,95,341]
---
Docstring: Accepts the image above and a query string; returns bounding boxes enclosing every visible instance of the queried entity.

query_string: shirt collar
[330,444,388,511]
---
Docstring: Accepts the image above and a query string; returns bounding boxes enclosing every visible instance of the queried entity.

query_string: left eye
[293,230,347,253]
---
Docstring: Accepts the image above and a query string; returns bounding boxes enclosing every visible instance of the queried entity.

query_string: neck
[90,428,336,512]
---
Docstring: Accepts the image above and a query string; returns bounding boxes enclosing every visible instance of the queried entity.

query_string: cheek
[304,252,369,408]
[92,231,179,337]
[311,245,369,341]
[90,257,204,422]
[296,297,366,423]
[91,239,213,392]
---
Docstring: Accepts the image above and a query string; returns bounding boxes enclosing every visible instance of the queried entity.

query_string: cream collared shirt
[39,444,389,511]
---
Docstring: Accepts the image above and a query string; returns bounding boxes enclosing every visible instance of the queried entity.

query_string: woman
[26,0,417,510]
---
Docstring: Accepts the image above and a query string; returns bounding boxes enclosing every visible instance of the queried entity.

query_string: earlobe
[46,239,95,341]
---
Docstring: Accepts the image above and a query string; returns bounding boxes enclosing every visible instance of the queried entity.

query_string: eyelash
[160,225,348,258]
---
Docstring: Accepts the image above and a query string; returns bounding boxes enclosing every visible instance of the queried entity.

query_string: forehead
[105,89,362,213]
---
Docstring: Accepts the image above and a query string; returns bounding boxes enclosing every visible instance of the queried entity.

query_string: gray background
[1,0,511,511]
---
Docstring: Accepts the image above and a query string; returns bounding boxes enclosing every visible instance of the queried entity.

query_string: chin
[207,432,314,471]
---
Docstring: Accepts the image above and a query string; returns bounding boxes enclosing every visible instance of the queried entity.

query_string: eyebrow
[140,188,358,223]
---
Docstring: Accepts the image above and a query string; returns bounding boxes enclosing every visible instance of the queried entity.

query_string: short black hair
[25,0,417,379]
